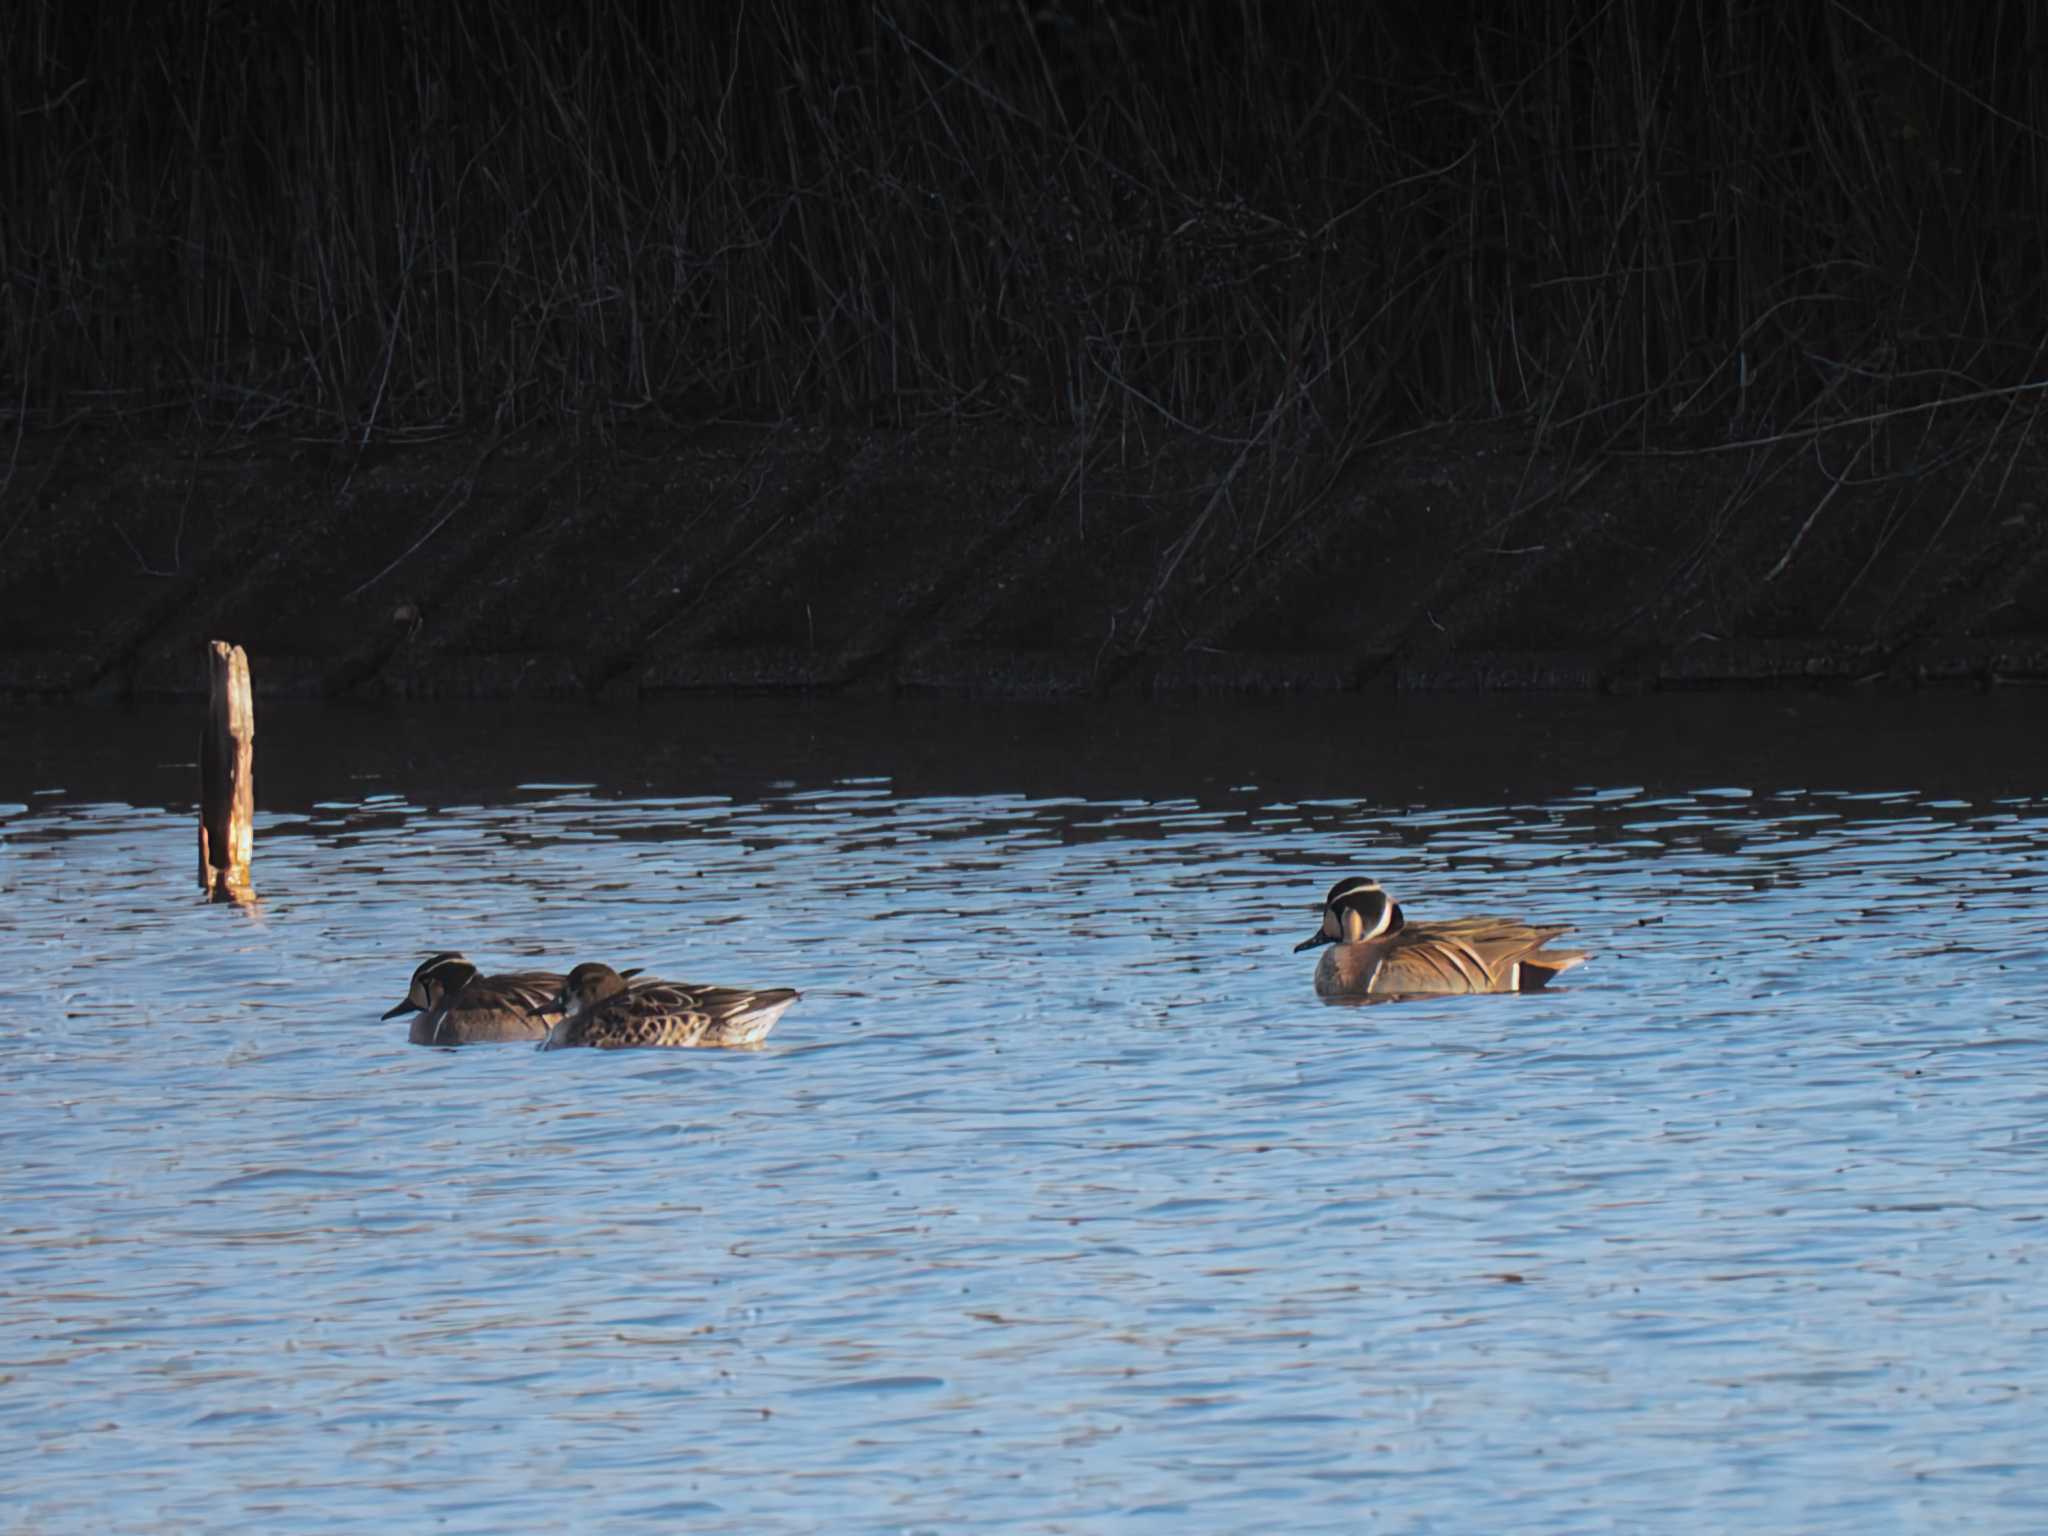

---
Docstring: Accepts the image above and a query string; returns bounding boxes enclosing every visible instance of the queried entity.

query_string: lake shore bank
[3,418,2042,701]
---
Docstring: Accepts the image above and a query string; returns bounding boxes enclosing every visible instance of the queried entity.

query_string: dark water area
[7,689,2045,814]
[3,692,2046,1532]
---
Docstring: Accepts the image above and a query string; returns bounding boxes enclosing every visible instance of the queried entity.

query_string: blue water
[3,693,2045,1533]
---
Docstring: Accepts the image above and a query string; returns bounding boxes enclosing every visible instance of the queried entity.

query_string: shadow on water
[5,687,2044,811]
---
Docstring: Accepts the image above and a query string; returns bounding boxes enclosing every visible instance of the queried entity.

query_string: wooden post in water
[199,640,255,903]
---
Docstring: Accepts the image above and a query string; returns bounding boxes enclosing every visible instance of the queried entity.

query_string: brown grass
[4,1,2045,456]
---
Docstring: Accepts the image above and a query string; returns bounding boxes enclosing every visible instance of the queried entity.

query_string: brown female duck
[539,963,800,1051]
[1294,877,1589,998]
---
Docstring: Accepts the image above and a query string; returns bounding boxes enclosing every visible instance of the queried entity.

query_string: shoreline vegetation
[4,3,2044,698]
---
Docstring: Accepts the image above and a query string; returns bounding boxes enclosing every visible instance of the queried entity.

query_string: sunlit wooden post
[199,640,255,903]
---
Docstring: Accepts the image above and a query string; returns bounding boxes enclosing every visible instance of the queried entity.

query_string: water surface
[3,692,2045,1532]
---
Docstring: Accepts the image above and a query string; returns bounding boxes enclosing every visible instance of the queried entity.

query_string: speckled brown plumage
[539,962,800,1051]
[1294,877,1590,998]
[383,952,566,1045]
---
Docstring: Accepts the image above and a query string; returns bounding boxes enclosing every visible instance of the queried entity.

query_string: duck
[1293,876,1590,998]
[538,962,800,1051]
[383,952,567,1045]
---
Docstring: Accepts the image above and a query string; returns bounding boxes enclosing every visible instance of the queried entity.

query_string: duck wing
[555,978,801,1050]
[1379,919,1588,994]
[466,970,567,1015]
[415,969,566,1044]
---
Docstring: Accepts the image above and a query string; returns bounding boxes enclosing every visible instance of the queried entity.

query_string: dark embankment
[3,4,2045,698]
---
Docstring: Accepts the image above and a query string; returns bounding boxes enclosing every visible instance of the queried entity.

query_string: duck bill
[1293,931,1333,953]
[381,999,420,1020]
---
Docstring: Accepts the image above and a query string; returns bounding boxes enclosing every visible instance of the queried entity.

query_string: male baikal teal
[383,952,566,1045]
[1294,876,1589,998]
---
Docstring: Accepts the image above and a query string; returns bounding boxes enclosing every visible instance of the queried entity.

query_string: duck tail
[724,991,801,1045]
[1518,950,1591,989]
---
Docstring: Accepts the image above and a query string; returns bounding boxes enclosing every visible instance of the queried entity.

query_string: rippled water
[4,692,2046,1533]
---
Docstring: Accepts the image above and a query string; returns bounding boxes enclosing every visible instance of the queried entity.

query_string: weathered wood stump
[199,640,255,903]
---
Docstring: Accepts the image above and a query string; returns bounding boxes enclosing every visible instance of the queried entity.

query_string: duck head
[549,962,636,1017]
[382,952,478,1019]
[1293,877,1405,952]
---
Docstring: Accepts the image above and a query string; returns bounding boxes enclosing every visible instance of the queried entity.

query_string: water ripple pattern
[2,695,2045,1533]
